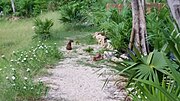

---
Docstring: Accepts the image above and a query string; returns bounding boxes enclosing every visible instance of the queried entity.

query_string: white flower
[0,69,2,71]
[33,55,36,57]
[38,78,42,82]
[23,58,26,61]
[30,58,33,60]
[12,68,15,71]
[17,61,20,64]
[24,77,28,80]
[32,26,36,30]
[12,51,15,54]
[21,60,24,63]
[54,43,57,45]
[39,46,43,49]
[23,86,27,89]
[6,77,9,79]
[11,59,14,62]
[45,50,48,53]
[12,84,15,86]
[1,55,5,58]
[12,76,15,80]
[10,65,12,67]
[31,87,33,90]
[4,67,7,69]
[26,68,30,72]
[44,45,47,48]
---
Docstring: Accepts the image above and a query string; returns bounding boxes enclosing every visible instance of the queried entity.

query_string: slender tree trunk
[129,0,149,55]
[123,0,127,5]
[112,0,118,4]
[167,0,180,29]
[11,0,16,14]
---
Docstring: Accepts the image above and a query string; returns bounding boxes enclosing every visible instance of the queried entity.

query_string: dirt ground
[41,42,128,101]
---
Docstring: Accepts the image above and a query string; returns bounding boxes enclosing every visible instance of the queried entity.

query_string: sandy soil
[41,43,127,101]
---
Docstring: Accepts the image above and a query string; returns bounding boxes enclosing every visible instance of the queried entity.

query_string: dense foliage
[112,27,180,100]
[0,0,61,17]
[109,5,180,101]
[59,0,103,23]
[97,8,132,52]
[0,0,179,100]
[146,7,173,50]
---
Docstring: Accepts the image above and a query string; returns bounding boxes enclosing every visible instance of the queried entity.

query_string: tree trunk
[112,0,118,4]
[129,0,149,55]
[167,0,180,29]
[11,0,16,14]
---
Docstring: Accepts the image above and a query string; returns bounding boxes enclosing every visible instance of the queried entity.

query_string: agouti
[93,53,103,61]
[66,40,74,50]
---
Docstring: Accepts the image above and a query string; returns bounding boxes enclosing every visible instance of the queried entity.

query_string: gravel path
[41,43,127,101]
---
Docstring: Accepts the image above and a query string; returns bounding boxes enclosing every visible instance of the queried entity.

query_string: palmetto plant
[146,7,173,51]
[98,8,132,52]
[107,5,180,100]
[33,18,54,40]
[111,45,180,100]
[59,1,88,23]
[59,3,82,23]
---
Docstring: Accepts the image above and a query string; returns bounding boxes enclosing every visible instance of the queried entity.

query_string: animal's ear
[69,40,74,42]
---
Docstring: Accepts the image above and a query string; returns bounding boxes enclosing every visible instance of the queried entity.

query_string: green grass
[0,19,34,56]
[75,34,97,45]
[0,11,97,56]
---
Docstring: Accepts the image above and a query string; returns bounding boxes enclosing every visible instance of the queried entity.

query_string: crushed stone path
[41,43,127,101]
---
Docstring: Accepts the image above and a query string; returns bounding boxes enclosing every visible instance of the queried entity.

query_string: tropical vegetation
[0,0,180,101]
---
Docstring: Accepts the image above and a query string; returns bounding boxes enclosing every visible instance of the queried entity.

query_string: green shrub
[95,8,132,52]
[0,0,60,17]
[0,0,11,16]
[146,7,174,51]
[111,48,180,101]
[47,0,61,11]
[59,1,86,23]
[33,0,47,16]
[33,18,54,40]
[15,0,34,17]
[59,0,105,23]
[111,24,180,100]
